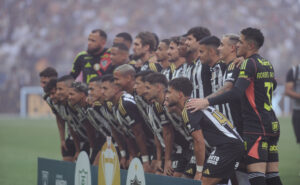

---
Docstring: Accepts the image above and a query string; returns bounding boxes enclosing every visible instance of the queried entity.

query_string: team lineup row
[39,26,282,185]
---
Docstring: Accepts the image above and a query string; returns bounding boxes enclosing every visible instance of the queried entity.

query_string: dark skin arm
[285,82,300,99]
[55,114,67,152]
[68,124,80,161]
[152,135,163,173]
[162,124,174,176]
[191,129,206,180]
[111,127,129,168]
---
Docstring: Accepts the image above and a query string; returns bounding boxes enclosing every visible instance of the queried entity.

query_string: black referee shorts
[292,110,300,143]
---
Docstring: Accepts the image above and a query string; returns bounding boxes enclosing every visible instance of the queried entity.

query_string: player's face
[56,82,69,102]
[101,81,118,101]
[155,42,168,62]
[236,34,248,58]
[185,35,198,53]
[87,33,104,54]
[49,88,58,104]
[144,82,158,102]
[68,88,85,106]
[134,77,146,96]
[218,37,232,61]
[199,44,211,65]
[88,82,102,103]
[40,77,50,89]
[165,87,180,112]
[178,37,187,57]
[110,47,127,66]
[113,71,131,90]
[167,42,180,63]
[133,38,146,59]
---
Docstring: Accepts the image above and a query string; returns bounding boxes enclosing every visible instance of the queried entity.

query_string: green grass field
[0,117,299,185]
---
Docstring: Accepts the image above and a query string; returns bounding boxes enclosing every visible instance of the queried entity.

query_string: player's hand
[120,157,127,169]
[151,160,163,174]
[163,160,174,176]
[73,151,80,161]
[233,57,245,68]
[61,140,68,151]
[142,162,153,173]
[185,98,209,112]
[194,172,202,180]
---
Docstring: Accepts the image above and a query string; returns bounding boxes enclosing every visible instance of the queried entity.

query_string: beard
[132,52,145,60]
[87,46,102,55]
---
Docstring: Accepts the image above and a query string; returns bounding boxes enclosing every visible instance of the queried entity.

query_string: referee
[285,64,300,145]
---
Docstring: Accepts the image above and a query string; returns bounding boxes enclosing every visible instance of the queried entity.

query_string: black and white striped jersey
[86,101,112,137]
[210,62,233,124]
[42,94,58,115]
[161,64,175,81]
[134,94,151,127]
[102,101,124,135]
[140,61,162,72]
[182,106,243,148]
[185,59,212,98]
[171,64,185,79]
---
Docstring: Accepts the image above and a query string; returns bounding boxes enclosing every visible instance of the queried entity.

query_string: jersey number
[264,82,274,111]
[212,111,234,129]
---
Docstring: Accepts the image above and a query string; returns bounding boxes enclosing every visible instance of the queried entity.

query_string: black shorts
[244,134,279,165]
[292,110,300,143]
[183,155,196,177]
[202,142,244,179]
[90,135,106,162]
[62,137,76,157]
[172,149,193,174]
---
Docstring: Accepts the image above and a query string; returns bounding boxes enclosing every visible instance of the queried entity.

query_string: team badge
[75,151,91,185]
[126,158,146,185]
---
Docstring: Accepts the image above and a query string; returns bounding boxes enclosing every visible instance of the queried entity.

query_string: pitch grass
[0,117,299,185]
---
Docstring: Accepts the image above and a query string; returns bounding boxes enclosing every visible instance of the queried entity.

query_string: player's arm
[152,135,163,173]
[68,124,81,161]
[83,119,96,155]
[70,52,85,79]
[110,127,129,168]
[285,68,300,99]
[191,129,205,180]
[162,124,174,176]
[55,115,67,152]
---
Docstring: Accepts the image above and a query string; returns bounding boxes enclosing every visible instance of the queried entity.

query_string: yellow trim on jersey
[154,102,163,113]
[240,59,248,70]
[228,63,235,71]
[106,101,113,111]
[182,108,189,124]
[71,51,88,72]
[93,101,102,106]
[129,60,137,65]
[149,62,158,72]
[170,63,176,73]
[118,97,126,116]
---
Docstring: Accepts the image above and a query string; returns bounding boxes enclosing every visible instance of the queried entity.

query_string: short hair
[186,26,211,41]
[152,32,160,51]
[199,36,221,49]
[135,70,154,82]
[223,34,239,45]
[39,67,58,78]
[144,72,168,88]
[92,29,107,40]
[114,64,136,77]
[160,39,170,46]
[112,43,129,52]
[241,27,264,49]
[136,32,156,52]
[170,36,181,46]
[71,81,88,95]
[57,75,74,87]
[101,74,114,83]
[44,79,57,94]
[168,77,193,97]
[116,32,133,43]
[89,76,102,83]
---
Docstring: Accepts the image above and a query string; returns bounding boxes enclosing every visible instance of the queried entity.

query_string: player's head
[56,75,74,103]
[166,77,193,112]
[110,43,129,67]
[185,26,211,53]
[218,34,239,62]
[199,36,221,66]
[151,32,160,51]
[44,78,58,104]
[113,64,136,90]
[155,39,170,62]
[39,67,58,89]
[87,29,107,55]
[134,70,154,97]
[178,36,187,57]
[88,76,103,103]
[143,72,168,102]
[68,82,88,106]
[168,37,181,63]
[237,27,264,58]
[113,32,133,49]
[100,74,121,102]
[133,32,156,59]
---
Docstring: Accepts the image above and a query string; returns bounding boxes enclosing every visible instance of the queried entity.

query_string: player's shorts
[202,141,244,179]
[183,155,196,177]
[171,149,193,174]
[62,137,75,157]
[292,110,300,143]
[90,135,106,163]
[244,134,279,165]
